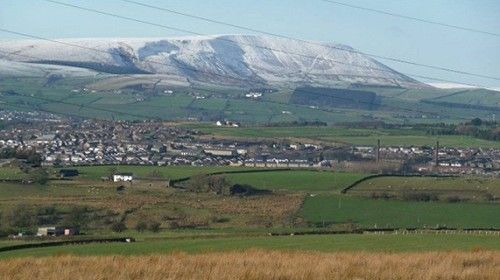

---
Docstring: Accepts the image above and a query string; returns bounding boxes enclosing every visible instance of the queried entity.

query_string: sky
[0,0,499,88]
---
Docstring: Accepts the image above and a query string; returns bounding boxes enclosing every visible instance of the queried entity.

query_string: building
[59,169,79,178]
[64,228,79,236]
[204,149,237,157]
[37,227,64,237]
[113,173,134,182]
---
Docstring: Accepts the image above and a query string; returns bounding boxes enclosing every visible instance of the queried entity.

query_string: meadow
[0,164,498,266]
[188,123,500,148]
[0,167,29,180]
[2,250,498,280]
[74,165,255,180]
[347,175,500,201]
[224,171,366,192]
[1,234,499,258]
[302,194,500,228]
[1,77,498,125]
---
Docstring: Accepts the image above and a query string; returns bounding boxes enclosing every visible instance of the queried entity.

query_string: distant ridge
[0,35,427,88]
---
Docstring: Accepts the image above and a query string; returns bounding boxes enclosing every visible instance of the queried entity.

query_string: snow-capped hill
[0,35,426,88]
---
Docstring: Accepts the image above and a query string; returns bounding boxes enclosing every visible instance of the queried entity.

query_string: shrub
[2,204,35,229]
[62,206,90,229]
[29,168,49,185]
[444,196,467,203]
[230,184,270,196]
[402,192,438,202]
[135,221,148,232]
[149,222,161,232]
[111,221,127,232]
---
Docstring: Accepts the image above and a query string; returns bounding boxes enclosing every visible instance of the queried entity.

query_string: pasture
[302,194,500,229]
[1,234,499,259]
[1,77,498,125]
[0,167,29,180]
[74,165,254,180]
[224,171,366,192]
[188,124,500,148]
[346,176,500,201]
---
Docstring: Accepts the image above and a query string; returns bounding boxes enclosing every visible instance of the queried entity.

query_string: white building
[113,173,133,182]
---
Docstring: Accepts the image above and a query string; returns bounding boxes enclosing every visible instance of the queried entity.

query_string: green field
[302,194,500,229]
[187,124,500,148]
[1,234,499,259]
[0,167,29,180]
[1,77,499,124]
[0,164,498,258]
[74,165,254,180]
[348,176,500,200]
[226,171,366,192]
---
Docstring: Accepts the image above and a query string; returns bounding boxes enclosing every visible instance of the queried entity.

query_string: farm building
[37,226,79,237]
[113,173,134,182]
[37,227,64,237]
[59,169,79,178]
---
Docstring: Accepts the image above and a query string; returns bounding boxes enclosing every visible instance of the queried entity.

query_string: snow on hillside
[429,82,500,92]
[0,59,98,77]
[0,35,426,88]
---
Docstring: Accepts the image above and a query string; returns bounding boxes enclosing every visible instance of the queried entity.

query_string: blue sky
[1,0,499,87]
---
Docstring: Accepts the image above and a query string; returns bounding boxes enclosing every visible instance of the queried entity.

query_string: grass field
[2,250,498,280]
[0,167,29,180]
[1,77,498,124]
[1,234,499,259]
[188,124,500,148]
[74,165,254,180]
[347,176,500,201]
[225,171,366,192]
[302,194,500,228]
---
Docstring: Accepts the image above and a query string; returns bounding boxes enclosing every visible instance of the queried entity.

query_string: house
[37,226,64,237]
[113,173,134,182]
[59,169,79,178]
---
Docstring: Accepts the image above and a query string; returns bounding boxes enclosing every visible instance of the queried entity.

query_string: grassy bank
[1,234,499,258]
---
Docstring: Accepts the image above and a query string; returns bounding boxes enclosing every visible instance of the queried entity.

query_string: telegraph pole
[376,139,381,163]
[435,141,440,167]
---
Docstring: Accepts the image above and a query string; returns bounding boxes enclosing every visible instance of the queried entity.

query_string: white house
[113,173,134,182]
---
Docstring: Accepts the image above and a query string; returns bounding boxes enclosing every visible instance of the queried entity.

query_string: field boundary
[0,237,135,253]
[169,168,295,185]
[340,174,459,194]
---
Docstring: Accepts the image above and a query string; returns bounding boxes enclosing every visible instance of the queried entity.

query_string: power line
[39,0,401,79]
[2,27,496,91]
[109,0,500,81]
[0,28,267,87]
[320,0,500,38]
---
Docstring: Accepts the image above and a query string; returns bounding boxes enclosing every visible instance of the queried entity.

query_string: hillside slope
[0,35,426,88]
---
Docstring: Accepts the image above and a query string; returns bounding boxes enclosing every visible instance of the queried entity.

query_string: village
[0,114,498,175]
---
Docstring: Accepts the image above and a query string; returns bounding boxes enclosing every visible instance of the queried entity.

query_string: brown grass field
[1,250,498,280]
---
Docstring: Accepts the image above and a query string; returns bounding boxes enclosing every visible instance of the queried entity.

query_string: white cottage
[113,173,134,182]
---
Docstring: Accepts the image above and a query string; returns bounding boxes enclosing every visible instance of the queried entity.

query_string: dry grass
[1,250,498,280]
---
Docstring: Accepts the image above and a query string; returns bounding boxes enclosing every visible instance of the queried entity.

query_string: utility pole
[376,139,381,163]
[435,141,440,167]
